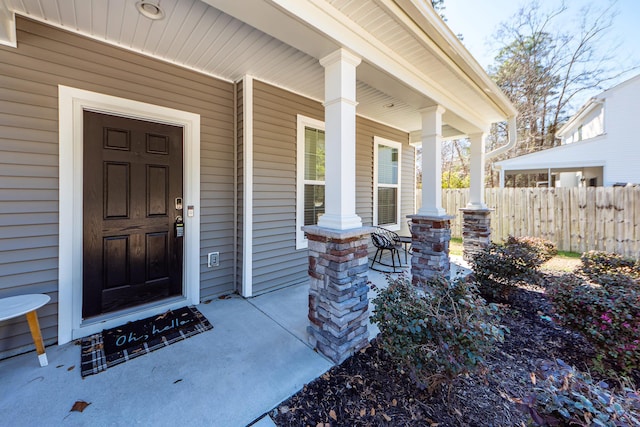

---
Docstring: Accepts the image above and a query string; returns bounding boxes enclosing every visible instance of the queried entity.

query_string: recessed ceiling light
[136,1,165,20]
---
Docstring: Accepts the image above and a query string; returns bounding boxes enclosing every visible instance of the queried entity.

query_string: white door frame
[57,85,201,344]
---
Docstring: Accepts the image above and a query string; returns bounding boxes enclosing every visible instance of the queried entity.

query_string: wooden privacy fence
[438,187,640,258]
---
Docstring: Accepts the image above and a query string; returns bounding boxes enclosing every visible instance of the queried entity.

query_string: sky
[443,0,640,109]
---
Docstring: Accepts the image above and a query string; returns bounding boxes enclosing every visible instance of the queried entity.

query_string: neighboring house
[495,73,640,188]
[0,0,515,359]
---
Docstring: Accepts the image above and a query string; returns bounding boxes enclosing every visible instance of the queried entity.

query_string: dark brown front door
[82,111,184,318]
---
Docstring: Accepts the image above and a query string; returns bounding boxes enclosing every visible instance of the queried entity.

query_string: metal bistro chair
[370,226,403,273]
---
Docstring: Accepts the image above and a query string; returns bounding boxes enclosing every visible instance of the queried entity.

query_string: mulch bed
[272,274,637,427]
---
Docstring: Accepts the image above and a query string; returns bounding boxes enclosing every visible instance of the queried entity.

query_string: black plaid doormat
[80,306,212,377]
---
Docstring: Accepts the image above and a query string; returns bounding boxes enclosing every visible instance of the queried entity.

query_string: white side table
[0,294,51,366]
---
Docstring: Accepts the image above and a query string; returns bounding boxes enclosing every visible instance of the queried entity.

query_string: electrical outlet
[207,252,219,268]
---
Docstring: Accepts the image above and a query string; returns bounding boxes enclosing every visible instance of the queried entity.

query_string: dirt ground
[271,265,635,427]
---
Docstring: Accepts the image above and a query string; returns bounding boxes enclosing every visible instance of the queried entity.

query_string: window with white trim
[374,137,401,231]
[296,115,325,249]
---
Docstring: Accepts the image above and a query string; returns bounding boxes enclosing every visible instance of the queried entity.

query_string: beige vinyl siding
[251,81,323,294]
[250,81,411,294]
[355,116,411,230]
[0,18,235,356]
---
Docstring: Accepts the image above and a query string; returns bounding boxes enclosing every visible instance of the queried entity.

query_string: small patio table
[0,294,50,366]
[397,235,412,264]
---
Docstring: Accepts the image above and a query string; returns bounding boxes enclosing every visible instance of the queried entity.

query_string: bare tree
[441,139,470,188]
[486,0,637,185]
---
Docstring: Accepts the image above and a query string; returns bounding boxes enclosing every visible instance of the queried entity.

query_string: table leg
[25,310,48,367]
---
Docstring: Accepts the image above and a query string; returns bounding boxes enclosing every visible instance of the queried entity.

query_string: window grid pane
[378,187,397,225]
[304,127,325,181]
[378,145,398,185]
[304,184,325,226]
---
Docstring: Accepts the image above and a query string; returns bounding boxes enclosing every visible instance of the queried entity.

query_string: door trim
[58,85,201,344]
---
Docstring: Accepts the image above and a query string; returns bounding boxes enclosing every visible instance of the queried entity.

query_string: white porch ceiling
[4,0,508,135]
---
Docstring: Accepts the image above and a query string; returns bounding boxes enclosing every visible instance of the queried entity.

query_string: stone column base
[302,226,374,364]
[407,215,453,284]
[460,208,492,262]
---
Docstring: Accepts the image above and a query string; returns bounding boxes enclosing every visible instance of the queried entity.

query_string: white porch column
[467,132,488,209]
[418,106,446,217]
[317,49,362,230]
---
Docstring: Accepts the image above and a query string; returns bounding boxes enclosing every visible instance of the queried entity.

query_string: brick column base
[302,226,373,364]
[460,208,492,262]
[408,215,453,284]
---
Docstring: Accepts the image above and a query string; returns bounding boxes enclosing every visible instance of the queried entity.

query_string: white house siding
[564,104,604,144]
[600,76,640,184]
[0,18,236,357]
[497,75,640,187]
[250,81,412,295]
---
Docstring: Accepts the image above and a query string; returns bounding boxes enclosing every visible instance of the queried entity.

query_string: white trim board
[296,114,326,249]
[241,75,254,297]
[373,136,402,231]
[58,85,201,344]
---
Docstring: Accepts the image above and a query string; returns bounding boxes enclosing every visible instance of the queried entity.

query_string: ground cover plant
[548,252,640,375]
[370,275,506,392]
[272,243,639,427]
[472,235,556,301]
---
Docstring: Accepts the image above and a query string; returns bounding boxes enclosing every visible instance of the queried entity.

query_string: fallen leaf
[56,365,64,369]
[530,372,536,385]
[70,401,91,413]
[204,299,212,304]
[67,365,75,372]
[329,409,337,421]
[173,379,182,384]
[359,408,366,417]
[370,408,375,416]
[359,343,371,353]
[392,398,397,406]
[382,413,392,422]
[321,373,330,381]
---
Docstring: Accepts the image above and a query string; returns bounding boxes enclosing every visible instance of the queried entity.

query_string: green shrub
[470,236,556,301]
[578,251,640,287]
[371,274,506,392]
[547,272,640,374]
[506,235,557,263]
[517,359,640,426]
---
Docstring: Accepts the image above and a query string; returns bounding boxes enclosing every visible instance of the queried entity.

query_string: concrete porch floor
[0,257,470,427]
